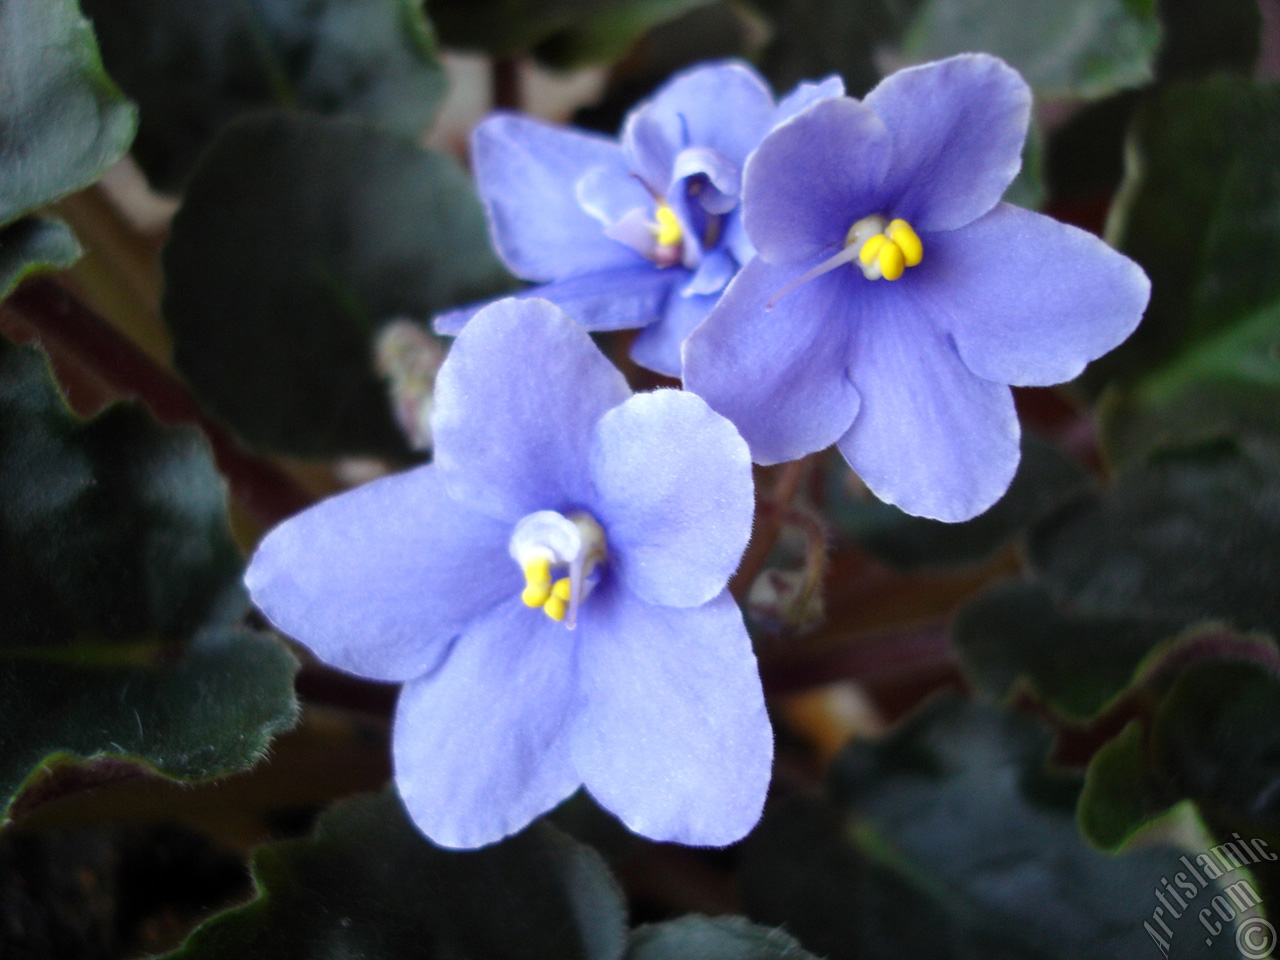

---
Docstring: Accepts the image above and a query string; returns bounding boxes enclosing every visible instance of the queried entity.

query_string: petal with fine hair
[741,97,891,264]
[622,61,775,191]
[245,466,516,683]
[590,390,753,609]
[772,74,845,126]
[838,289,1021,522]
[629,288,717,378]
[919,203,1152,386]
[472,114,640,282]
[572,585,772,847]
[683,258,861,465]
[394,597,582,849]
[432,298,631,521]
[864,54,1030,233]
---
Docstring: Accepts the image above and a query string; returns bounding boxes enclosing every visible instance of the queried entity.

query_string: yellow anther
[887,219,923,267]
[878,240,906,281]
[521,556,552,608]
[654,203,683,247]
[859,233,887,267]
[551,577,572,602]
[543,595,568,622]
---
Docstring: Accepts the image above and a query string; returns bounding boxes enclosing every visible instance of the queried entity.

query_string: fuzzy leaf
[162,112,514,458]
[79,0,446,191]
[626,916,817,960]
[742,698,1244,959]
[0,338,298,816]
[1087,78,1280,463]
[0,0,136,225]
[163,792,629,960]
[0,218,82,300]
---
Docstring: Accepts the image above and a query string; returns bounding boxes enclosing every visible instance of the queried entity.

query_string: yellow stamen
[878,240,906,281]
[655,203,683,248]
[551,577,572,602]
[543,595,568,622]
[859,233,887,267]
[521,556,552,607]
[887,219,923,267]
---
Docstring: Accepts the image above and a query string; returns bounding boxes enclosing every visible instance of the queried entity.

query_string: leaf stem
[5,278,315,531]
[730,455,815,601]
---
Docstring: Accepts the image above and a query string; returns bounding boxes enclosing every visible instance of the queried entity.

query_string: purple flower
[434,61,843,377]
[683,54,1151,522]
[245,297,771,849]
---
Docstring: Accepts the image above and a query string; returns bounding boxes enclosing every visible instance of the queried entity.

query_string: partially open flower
[434,61,843,376]
[246,297,769,849]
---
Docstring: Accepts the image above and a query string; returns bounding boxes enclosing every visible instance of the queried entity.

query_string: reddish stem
[6,278,314,529]
[730,457,815,600]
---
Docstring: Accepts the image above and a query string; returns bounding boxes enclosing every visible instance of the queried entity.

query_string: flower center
[766,214,924,308]
[845,215,923,281]
[650,202,684,268]
[509,510,607,629]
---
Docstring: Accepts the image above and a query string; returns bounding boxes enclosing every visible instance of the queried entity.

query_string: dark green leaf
[0,340,244,649]
[430,0,710,60]
[80,0,447,191]
[829,434,1090,571]
[1155,0,1261,80]
[744,697,1244,959]
[0,0,136,225]
[1085,78,1280,459]
[1028,439,1280,635]
[0,338,298,815]
[0,218,82,300]
[953,580,1179,720]
[1078,720,1177,848]
[626,916,817,960]
[1079,654,1280,905]
[2,628,299,819]
[900,0,1159,98]
[162,112,514,458]
[164,791,629,960]
[747,0,913,98]
[534,0,718,68]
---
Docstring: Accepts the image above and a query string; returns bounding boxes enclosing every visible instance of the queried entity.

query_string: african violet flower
[683,54,1151,522]
[245,297,771,849]
[433,61,843,377]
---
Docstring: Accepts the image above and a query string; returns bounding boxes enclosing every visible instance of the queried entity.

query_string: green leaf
[0,0,137,225]
[1155,0,1261,80]
[1079,654,1280,906]
[953,580,1179,720]
[162,112,515,459]
[626,916,817,960]
[431,0,716,62]
[534,0,719,68]
[0,340,245,649]
[1028,439,1280,635]
[2,628,299,819]
[742,698,1245,959]
[747,0,912,98]
[80,0,447,191]
[1086,78,1280,459]
[1079,720,1177,848]
[901,0,1159,99]
[955,438,1280,722]
[828,434,1090,571]
[164,791,629,960]
[429,0,712,60]
[0,218,82,300]
[0,338,298,816]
